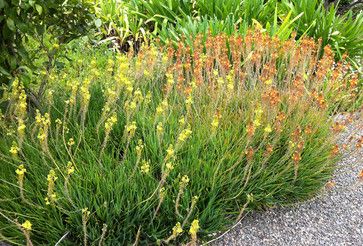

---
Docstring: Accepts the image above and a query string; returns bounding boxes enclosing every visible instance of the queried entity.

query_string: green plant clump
[0,32,359,245]
[93,0,363,62]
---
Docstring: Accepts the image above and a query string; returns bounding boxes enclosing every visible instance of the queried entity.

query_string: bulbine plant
[0,31,361,245]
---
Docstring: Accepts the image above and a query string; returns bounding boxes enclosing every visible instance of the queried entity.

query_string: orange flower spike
[245,147,254,161]
[264,144,273,157]
[356,136,363,149]
[292,151,301,164]
[358,170,363,180]
[325,180,336,189]
[331,144,340,156]
[332,122,345,133]
[297,141,304,151]
[246,122,255,138]
[304,125,313,135]
[184,86,192,96]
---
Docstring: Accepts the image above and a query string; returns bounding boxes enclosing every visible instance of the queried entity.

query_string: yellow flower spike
[9,142,20,156]
[21,220,32,231]
[144,70,150,77]
[136,139,144,156]
[140,160,150,174]
[217,77,224,86]
[253,119,261,127]
[35,110,42,124]
[180,175,189,187]
[165,144,175,160]
[157,122,164,135]
[16,164,26,176]
[126,86,133,94]
[145,92,152,104]
[264,124,272,134]
[166,73,174,85]
[45,197,50,205]
[211,114,219,129]
[156,105,164,115]
[125,121,137,137]
[51,193,57,200]
[37,131,46,142]
[213,69,218,76]
[189,219,200,241]
[55,118,62,125]
[82,207,90,216]
[264,79,273,85]
[254,106,263,116]
[136,139,144,155]
[172,222,183,237]
[17,119,26,135]
[134,89,143,102]
[67,161,75,175]
[165,162,174,172]
[162,55,168,64]
[105,113,118,132]
[67,138,75,146]
[185,95,193,106]
[178,116,186,127]
[47,169,58,182]
[43,113,51,126]
[177,128,192,143]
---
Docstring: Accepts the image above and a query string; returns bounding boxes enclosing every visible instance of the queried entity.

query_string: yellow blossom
[177,128,192,143]
[180,175,189,187]
[21,220,32,231]
[166,73,174,85]
[67,161,75,175]
[16,164,26,176]
[217,77,224,86]
[140,160,150,174]
[17,119,26,134]
[253,119,261,127]
[105,113,118,131]
[211,116,219,129]
[67,138,75,146]
[125,121,137,137]
[172,222,183,236]
[9,142,20,156]
[165,144,175,160]
[136,139,144,156]
[82,207,90,216]
[264,79,273,85]
[37,131,46,142]
[45,197,50,205]
[189,219,200,239]
[47,169,58,182]
[166,162,174,172]
[264,124,272,133]
[178,116,185,126]
[185,96,193,106]
[55,118,62,125]
[157,122,164,134]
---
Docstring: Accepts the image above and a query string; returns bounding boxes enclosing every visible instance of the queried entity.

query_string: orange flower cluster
[161,30,356,114]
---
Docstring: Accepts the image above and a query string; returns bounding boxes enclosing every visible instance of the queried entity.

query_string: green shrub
[0,0,93,84]
[0,32,358,245]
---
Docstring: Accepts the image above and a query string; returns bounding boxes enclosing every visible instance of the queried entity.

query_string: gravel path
[211,113,363,246]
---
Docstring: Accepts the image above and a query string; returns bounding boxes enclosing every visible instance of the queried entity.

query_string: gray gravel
[211,113,363,246]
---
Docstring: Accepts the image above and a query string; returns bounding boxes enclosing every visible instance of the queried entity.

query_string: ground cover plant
[0,31,361,245]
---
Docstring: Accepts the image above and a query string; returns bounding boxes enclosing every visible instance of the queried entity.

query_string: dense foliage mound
[0,32,360,245]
